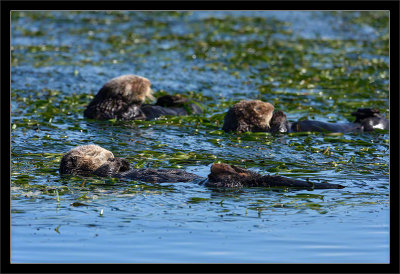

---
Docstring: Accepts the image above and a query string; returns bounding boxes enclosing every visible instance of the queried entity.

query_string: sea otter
[59,145,345,189]
[83,74,202,121]
[222,100,389,133]
[222,100,275,132]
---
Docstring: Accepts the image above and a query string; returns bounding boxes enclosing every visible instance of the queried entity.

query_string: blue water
[11,188,389,263]
[10,11,389,263]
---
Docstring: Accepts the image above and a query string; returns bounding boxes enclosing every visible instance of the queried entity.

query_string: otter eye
[106,154,114,160]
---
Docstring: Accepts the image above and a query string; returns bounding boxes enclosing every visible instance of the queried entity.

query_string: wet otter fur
[59,145,130,176]
[351,108,389,131]
[222,100,388,133]
[155,95,188,107]
[59,145,200,182]
[141,94,203,120]
[84,75,153,120]
[84,75,202,121]
[269,110,290,133]
[277,108,389,133]
[207,163,344,189]
[60,145,344,189]
[222,100,274,133]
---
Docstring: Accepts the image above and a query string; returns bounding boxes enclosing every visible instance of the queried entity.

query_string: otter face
[59,145,115,176]
[222,100,275,132]
[102,75,154,104]
[269,110,289,133]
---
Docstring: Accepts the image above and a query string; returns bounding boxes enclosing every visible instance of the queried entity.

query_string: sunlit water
[10,11,389,263]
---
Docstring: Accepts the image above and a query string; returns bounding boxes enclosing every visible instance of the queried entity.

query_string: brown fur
[84,75,154,120]
[100,75,153,103]
[59,145,199,181]
[59,145,115,175]
[222,100,274,133]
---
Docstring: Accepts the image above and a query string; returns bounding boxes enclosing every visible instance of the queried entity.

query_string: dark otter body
[351,108,389,131]
[84,96,146,121]
[270,108,389,133]
[207,163,344,189]
[117,168,202,183]
[84,75,202,121]
[141,95,203,120]
[60,145,344,189]
[83,75,152,121]
[222,100,388,134]
[85,94,202,121]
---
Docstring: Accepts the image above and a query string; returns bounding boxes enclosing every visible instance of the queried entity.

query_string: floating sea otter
[222,100,389,133]
[222,100,275,133]
[59,145,344,189]
[83,75,202,121]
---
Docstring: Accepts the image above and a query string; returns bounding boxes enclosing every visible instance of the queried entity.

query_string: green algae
[187,197,210,204]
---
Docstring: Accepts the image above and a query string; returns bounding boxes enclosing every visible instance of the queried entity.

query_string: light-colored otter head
[102,74,154,104]
[239,100,274,128]
[59,145,115,175]
[222,100,275,132]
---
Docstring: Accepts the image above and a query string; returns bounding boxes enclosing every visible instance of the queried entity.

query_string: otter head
[351,108,382,123]
[84,74,152,120]
[351,108,388,131]
[269,110,290,133]
[101,74,154,104]
[59,144,130,177]
[207,163,260,188]
[222,100,274,133]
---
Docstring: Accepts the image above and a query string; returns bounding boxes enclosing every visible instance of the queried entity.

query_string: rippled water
[10,11,389,263]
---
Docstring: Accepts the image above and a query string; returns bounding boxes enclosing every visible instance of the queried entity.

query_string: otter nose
[279,126,287,133]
